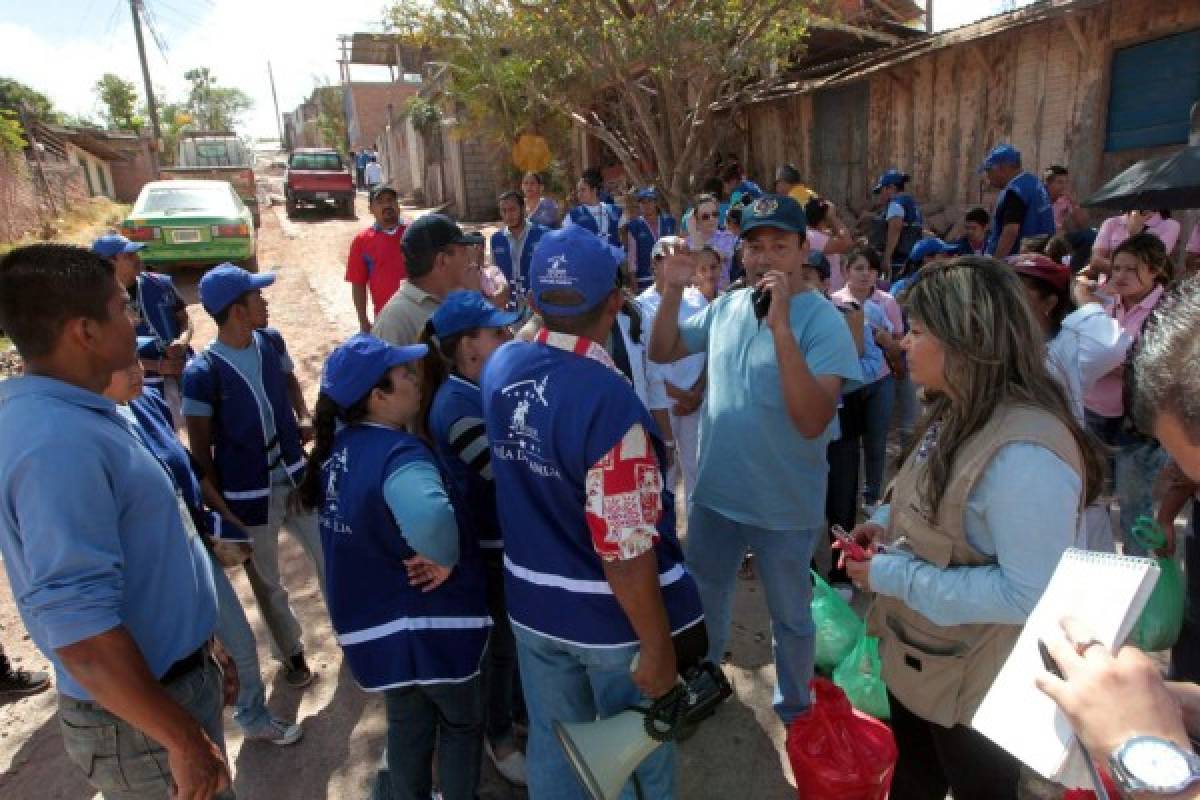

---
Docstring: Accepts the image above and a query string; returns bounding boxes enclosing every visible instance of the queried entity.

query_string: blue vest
[568,203,624,250]
[187,329,306,526]
[489,223,547,299]
[429,375,502,557]
[988,171,1056,254]
[481,341,704,647]
[136,272,185,387]
[128,393,250,543]
[626,214,678,289]
[320,423,490,689]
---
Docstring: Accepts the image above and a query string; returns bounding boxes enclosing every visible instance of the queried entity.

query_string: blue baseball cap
[805,250,831,281]
[529,224,622,316]
[320,334,428,409]
[636,187,658,201]
[739,194,807,237]
[198,263,276,316]
[909,237,956,263]
[871,169,909,194]
[92,232,145,258]
[430,290,520,338]
[978,143,1021,173]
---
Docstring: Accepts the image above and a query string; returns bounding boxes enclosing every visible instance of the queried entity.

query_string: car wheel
[243,255,259,273]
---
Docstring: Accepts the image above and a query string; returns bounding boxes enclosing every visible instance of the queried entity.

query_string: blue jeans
[514,625,676,800]
[58,655,233,800]
[209,552,270,731]
[373,677,483,800]
[860,375,895,505]
[1086,412,1167,556]
[686,504,817,723]
[894,373,919,448]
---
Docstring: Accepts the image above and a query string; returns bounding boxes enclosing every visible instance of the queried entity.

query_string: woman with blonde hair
[845,256,1106,799]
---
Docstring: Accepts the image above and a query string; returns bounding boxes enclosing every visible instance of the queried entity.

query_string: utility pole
[926,0,934,33]
[130,0,163,174]
[267,61,285,148]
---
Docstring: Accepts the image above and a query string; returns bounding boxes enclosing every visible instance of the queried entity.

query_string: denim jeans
[686,504,817,723]
[894,372,918,448]
[373,677,483,800]
[209,551,270,731]
[244,483,326,662]
[514,625,676,800]
[58,656,233,800]
[826,375,895,532]
[482,557,519,746]
[1086,412,1167,556]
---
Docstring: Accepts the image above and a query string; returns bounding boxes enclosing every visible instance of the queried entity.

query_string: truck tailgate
[159,167,257,200]
[288,171,353,192]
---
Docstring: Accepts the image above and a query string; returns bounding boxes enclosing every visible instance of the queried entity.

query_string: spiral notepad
[973,548,1160,787]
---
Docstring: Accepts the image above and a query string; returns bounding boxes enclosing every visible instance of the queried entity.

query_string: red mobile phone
[831,525,869,561]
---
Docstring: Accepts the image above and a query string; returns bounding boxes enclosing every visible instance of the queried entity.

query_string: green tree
[314,84,349,155]
[388,0,822,214]
[0,110,26,156]
[0,76,60,122]
[183,67,253,131]
[94,73,144,131]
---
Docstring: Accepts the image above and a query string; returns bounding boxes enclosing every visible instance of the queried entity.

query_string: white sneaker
[241,715,304,746]
[485,739,528,786]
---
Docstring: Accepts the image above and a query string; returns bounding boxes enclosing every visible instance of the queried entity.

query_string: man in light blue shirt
[0,244,230,799]
[649,195,861,724]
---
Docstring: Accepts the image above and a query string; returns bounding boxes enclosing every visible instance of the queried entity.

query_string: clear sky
[0,0,1032,139]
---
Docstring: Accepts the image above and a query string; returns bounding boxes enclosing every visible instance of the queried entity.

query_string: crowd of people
[4,138,1200,800]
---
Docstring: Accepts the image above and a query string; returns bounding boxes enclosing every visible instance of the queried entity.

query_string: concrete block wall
[0,157,88,242]
[458,137,503,222]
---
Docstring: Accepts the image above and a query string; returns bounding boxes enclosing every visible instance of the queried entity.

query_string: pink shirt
[1052,196,1074,233]
[1083,285,1165,418]
[1095,213,1181,255]
[807,228,845,291]
[1187,223,1200,255]
[830,287,903,379]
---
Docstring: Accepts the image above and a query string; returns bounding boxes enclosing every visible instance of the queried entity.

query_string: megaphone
[553,661,732,800]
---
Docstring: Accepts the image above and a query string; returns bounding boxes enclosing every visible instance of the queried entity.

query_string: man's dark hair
[1043,165,1069,182]
[212,295,249,327]
[965,207,990,227]
[776,164,802,185]
[0,244,118,359]
[719,162,744,184]
[581,168,603,190]
[498,189,525,209]
[804,197,830,227]
[700,177,723,196]
[1133,276,1200,441]
[405,244,447,279]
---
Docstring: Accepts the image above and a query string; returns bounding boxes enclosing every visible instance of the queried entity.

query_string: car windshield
[290,153,343,171]
[138,187,237,215]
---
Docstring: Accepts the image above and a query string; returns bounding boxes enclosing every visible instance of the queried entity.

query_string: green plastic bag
[833,635,890,720]
[812,570,864,674]
[1129,517,1185,652]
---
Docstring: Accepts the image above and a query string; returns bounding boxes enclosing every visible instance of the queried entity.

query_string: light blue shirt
[679,288,863,530]
[182,338,295,483]
[0,376,217,700]
[885,201,906,220]
[383,460,460,568]
[869,442,1081,626]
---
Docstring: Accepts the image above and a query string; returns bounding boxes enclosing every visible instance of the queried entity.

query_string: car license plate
[316,192,331,199]
[171,228,201,243]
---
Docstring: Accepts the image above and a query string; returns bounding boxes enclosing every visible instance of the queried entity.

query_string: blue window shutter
[1105,29,1200,152]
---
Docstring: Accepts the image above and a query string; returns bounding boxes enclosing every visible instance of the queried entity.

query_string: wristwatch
[1109,736,1200,796]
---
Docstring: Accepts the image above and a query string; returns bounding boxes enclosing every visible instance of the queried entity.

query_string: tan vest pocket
[880,613,969,728]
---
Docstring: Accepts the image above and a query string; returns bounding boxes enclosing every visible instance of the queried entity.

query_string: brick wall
[346,82,419,151]
[0,157,88,242]
[458,137,504,222]
[109,140,157,203]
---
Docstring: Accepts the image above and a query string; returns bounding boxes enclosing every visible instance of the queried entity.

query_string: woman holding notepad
[844,256,1106,799]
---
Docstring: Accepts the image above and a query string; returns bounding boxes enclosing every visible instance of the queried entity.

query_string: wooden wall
[741,0,1200,230]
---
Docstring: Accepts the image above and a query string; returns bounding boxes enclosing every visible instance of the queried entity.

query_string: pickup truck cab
[159,131,260,228]
[285,149,355,218]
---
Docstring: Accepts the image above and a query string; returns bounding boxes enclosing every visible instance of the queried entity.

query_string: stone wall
[0,157,89,242]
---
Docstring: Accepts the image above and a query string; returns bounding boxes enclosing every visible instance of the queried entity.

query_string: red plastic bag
[787,678,897,800]
[1063,770,1120,799]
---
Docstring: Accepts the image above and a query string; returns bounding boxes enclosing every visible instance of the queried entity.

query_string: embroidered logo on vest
[494,376,560,478]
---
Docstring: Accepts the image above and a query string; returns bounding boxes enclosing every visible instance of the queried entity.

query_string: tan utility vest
[865,404,1084,728]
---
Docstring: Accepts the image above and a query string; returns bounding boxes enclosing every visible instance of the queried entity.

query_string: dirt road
[0,194,796,799]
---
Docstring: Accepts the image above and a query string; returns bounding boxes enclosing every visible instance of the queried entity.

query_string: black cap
[806,250,831,281]
[401,213,474,258]
[369,184,399,202]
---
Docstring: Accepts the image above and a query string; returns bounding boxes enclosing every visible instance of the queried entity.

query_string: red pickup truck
[285,149,355,218]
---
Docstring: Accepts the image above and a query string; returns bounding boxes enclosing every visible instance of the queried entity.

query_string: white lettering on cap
[540,254,574,287]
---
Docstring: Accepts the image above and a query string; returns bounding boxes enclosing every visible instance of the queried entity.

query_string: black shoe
[0,663,51,697]
[284,653,314,689]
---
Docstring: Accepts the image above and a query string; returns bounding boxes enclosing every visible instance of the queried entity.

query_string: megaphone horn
[553,710,662,800]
